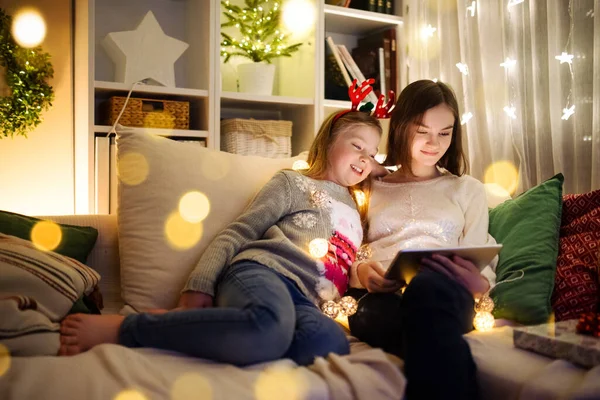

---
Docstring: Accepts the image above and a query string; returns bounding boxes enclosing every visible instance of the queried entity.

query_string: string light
[421,24,437,40]
[473,271,525,332]
[507,0,525,8]
[320,296,358,319]
[456,63,469,76]
[555,52,574,64]
[431,78,439,83]
[561,105,575,120]
[292,160,309,170]
[466,1,476,17]
[309,238,329,258]
[500,57,516,68]
[461,112,473,125]
[503,106,517,119]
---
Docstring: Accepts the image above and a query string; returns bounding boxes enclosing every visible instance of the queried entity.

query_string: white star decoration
[461,112,473,125]
[507,0,525,8]
[504,106,517,119]
[466,1,476,17]
[561,105,575,120]
[456,63,469,76]
[555,52,574,65]
[102,11,189,87]
[500,57,516,68]
[422,24,437,39]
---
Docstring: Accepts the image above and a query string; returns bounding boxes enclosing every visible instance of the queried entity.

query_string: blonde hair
[304,111,382,180]
[304,111,381,232]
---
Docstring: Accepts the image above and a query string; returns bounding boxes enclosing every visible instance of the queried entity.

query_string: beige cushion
[116,127,308,312]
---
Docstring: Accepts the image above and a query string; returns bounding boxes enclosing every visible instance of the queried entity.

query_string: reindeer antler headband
[332,78,396,125]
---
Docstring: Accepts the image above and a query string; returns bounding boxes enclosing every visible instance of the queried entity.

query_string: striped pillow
[0,233,100,355]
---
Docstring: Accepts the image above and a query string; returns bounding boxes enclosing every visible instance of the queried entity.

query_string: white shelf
[323,99,352,109]
[93,125,208,139]
[220,91,314,108]
[94,81,209,98]
[324,5,403,35]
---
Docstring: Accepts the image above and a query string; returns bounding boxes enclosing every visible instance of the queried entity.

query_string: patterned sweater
[184,170,363,305]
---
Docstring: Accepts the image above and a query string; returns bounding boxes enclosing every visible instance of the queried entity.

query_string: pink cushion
[551,189,600,321]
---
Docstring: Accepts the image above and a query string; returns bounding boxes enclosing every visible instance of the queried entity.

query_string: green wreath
[0,8,54,139]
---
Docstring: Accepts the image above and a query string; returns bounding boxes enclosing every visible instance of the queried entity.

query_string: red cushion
[551,189,600,321]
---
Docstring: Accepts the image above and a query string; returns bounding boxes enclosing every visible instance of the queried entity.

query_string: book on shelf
[356,27,397,96]
[337,44,379,104]
[385,0,393,14]
[349,0,376,12]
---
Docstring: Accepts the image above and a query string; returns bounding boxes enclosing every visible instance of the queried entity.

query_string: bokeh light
[179,191,210,223]
[484,161,519,195]
[171,373,213,400]
[292,160,309,171]
[30,220,62,252]
[282,0,315,37]
[255,365,308,400]
[114,389,148,400]
[11,8,46,48]
[118,152,149,186]
[309,238,329,258]
[164,211,203,250]
[0,344,11,377]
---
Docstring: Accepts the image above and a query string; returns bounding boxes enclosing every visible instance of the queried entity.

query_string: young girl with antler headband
[347,80,498,400]
[58,80,395,367]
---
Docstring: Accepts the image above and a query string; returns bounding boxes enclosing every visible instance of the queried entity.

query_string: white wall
[0,0,74,215]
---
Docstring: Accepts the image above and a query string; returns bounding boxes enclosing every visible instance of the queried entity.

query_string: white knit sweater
[351,170,498,288]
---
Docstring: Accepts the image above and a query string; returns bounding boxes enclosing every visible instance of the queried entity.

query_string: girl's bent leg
[119,261,296,365]
[401,270,479,400]
[346,288,404,357]
[283,278,349,366]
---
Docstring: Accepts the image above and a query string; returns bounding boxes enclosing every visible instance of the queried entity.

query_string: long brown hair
[385,80,468,176]
[304,111,381,232]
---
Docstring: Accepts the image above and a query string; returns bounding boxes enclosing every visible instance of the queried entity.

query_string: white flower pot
[237,62,275,95]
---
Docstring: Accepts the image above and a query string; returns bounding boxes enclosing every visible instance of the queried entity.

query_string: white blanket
[0,338,406,400]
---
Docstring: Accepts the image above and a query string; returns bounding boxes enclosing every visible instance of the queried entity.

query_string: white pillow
[116,127,308,312]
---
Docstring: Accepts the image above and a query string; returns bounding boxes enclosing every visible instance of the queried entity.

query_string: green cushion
[0,210,98,264]
[489,173,564,325]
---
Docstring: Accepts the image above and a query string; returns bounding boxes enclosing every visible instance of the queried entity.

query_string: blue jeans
[118,261,349,366]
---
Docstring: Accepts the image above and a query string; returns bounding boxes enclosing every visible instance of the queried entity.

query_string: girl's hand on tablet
[357,261,405,293]
[421,254,490,298]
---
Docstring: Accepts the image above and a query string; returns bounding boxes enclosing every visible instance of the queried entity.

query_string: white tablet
[384,244,503,284]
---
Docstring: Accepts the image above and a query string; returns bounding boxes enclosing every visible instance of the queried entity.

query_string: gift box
[513,319,600,368]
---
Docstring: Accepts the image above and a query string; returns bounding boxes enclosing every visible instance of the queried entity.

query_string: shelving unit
[74,0,404,214]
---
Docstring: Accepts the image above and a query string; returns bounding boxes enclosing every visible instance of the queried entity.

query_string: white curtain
[404,0,599,195]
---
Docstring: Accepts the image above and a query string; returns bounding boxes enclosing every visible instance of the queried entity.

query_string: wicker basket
[107,96,190,129]
[221,118,292,158]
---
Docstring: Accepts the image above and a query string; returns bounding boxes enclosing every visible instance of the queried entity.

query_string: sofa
[1,127,599,400]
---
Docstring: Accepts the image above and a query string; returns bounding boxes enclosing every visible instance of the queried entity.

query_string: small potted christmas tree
[220,0,303,95]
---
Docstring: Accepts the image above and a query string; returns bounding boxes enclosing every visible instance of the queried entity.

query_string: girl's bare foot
[58,314,125,356]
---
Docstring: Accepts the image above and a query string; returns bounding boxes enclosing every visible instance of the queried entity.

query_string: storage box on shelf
[221,118,292,159]
[106,96,190,130]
